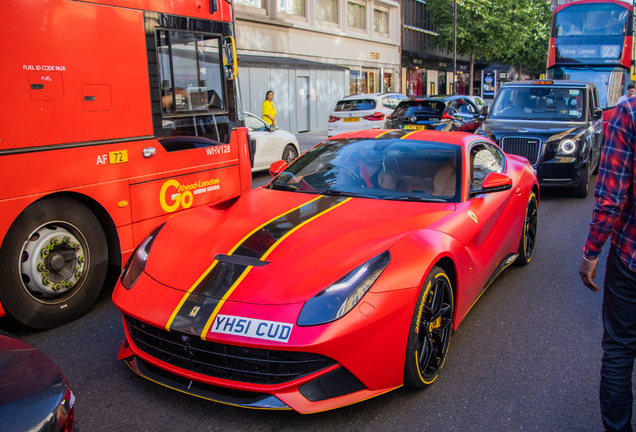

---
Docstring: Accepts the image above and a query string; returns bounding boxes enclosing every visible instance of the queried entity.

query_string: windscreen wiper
[383,195,446,202]
[316,189,381,199]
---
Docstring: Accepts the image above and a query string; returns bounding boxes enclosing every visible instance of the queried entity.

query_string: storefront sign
[370,52,380,60]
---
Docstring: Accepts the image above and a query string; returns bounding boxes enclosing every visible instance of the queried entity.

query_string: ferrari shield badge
[467,211,478,224]
[189,306,200,317]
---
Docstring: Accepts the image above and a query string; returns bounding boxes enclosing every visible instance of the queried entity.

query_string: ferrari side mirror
[269,160,287,177]
[470,172,513,197]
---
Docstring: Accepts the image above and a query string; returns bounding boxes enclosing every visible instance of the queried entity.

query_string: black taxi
[477,80,604,197]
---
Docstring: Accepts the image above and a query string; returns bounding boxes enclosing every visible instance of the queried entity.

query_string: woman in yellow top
[262,90,277,126]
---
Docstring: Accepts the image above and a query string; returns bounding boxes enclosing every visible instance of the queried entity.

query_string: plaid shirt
[585,97,636,271]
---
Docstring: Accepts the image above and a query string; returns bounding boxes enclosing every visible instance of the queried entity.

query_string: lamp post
[453,0,457,95]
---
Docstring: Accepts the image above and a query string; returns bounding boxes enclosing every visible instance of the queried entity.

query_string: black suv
[385,95,486,133]
[477,80,604,197]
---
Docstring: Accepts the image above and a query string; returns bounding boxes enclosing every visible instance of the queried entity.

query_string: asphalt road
[1,172,621,431]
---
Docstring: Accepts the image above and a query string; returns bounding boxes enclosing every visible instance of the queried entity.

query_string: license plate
[403,125,427,130]
[343,117,360,122]
[210,314,293,343]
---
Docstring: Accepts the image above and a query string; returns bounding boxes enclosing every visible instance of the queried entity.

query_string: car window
[245,114,268,132]
[393,101,446,117]
[463,99,477,114]
[470,144,504,190]
[382,97,398,109]
[334,99,377,111]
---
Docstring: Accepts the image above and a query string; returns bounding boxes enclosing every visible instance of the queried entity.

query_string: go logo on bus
[159,179,193,213]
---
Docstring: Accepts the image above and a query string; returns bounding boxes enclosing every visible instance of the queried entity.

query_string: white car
[327,92,408,137]
[244,112,300,172]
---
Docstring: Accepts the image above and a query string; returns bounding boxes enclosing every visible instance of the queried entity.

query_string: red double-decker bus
[547,0,633,128]
[0,0,253,328]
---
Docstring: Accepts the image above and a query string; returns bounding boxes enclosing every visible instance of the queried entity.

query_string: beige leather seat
[431,164,456,196]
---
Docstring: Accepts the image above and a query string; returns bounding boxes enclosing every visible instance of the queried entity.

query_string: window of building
[278,0,305,17]
[374,6,388,34]
[348,1,366,29]
[235,0,265,9]
[317,0,338,23]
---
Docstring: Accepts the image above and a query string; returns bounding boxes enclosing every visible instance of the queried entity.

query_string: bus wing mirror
[223,36,237,81]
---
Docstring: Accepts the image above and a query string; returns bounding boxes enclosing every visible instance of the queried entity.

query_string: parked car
[327,92,408,137]
[477,79,604,198]
[384,95,486,133]
[467,95,489,112]
[113,129,539,414]
[0,330,77,432]
[245,112,300,172]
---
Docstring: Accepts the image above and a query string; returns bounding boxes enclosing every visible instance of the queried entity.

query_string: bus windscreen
[555,3,630,36]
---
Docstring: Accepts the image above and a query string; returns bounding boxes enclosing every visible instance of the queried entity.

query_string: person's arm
[579,103,634,292]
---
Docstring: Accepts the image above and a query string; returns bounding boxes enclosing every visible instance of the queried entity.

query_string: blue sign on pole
[483,71,496,99]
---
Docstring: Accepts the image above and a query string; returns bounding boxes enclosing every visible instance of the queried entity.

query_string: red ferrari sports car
[113,129,539,414]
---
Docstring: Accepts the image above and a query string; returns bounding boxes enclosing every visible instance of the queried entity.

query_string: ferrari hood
[144,188,455,306]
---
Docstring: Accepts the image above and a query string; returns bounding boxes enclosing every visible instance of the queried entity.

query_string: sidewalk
[296,130,328,151]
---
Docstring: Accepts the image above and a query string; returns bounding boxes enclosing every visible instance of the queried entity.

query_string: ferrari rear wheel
[404,266,454,388]
[515,191,538,266]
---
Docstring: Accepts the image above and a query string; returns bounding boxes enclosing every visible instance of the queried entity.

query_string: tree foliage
[427,0,552,86]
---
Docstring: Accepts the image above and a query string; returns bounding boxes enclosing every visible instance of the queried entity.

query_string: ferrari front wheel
[515,191,538,266]
[404,266,454,388]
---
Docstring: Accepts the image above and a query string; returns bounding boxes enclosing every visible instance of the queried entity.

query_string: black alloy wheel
[515,191,538,265]
[404,266,454,388]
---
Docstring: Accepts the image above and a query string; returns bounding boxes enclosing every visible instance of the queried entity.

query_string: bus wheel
[0,198,108,329]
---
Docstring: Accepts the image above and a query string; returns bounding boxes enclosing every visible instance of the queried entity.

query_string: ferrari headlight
[297,251,391,326]
[120,223,165,289]
[559,139,577,155]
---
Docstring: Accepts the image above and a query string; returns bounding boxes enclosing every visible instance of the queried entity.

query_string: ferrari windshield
[267,138,462,202]
[490,86,587,121]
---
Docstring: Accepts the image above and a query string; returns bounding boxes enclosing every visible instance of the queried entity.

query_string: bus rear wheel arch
[0,197,108,329]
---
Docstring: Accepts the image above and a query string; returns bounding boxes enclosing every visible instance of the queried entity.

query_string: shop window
[278,0,305,17]
[348,0,366,30]
[350,70,361,94]
[438,73,447,95]
[383,72,392,92]
[374,6,389,34]
[317,0,338,23]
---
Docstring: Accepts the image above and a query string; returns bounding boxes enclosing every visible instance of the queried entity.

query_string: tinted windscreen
[393,101,446,117]
[334,99,377,111]
[490,87,587,121]
[267,138,462,202]
[555,3,630,36]
[548,66,627,108]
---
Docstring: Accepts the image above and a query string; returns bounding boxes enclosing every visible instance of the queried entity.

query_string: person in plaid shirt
[580,96,636,432]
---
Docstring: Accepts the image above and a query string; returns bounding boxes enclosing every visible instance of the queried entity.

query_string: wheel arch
[30,192,121,267]
[431,256,457,316]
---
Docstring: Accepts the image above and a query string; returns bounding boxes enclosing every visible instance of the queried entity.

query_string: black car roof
[399,95,464,104]
[501,80,596,89]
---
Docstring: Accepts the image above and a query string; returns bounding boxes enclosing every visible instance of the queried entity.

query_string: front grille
[501,137,542,165]
[124,315,336,385]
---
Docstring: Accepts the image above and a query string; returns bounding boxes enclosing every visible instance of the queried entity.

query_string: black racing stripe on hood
[167,195,348,334]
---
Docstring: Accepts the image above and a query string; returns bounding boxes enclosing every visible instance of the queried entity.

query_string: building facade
[400,0,484,97]
[235,0,401,132]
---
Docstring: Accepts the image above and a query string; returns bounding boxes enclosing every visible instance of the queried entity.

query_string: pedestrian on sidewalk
[617,83,635,105]
[262,90,277,126]
[579,95,636,432]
